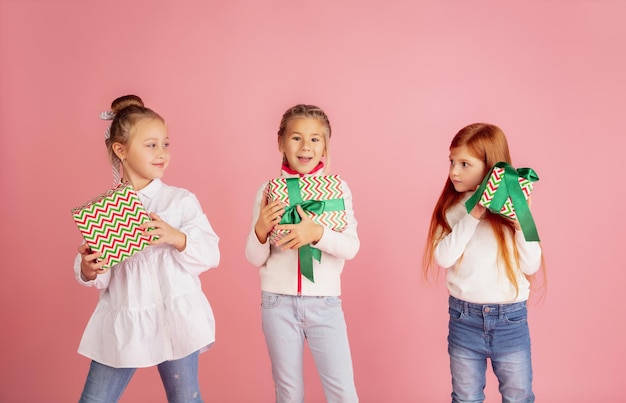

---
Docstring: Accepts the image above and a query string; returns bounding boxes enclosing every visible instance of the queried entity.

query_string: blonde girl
[75,95,219,402]
[245,104,360,403]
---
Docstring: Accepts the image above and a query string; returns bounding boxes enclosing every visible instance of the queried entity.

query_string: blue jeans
[79,351,203,403]
[261,291,358,403]
[448,296,534,403]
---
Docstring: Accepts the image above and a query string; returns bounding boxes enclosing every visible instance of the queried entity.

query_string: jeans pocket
[322,296,342,307]
[449,306,464,321]
[261,292,282,309]
[504,307,528,324]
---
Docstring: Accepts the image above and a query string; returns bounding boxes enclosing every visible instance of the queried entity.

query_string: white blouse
[74,179,220,368]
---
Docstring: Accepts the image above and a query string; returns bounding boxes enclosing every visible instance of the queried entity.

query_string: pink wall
[1,1,624,401]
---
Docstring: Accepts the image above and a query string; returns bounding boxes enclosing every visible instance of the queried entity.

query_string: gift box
[265,175,347,282]
[71,183,153,269]
[266,175,347,244]
[465,162,540,241]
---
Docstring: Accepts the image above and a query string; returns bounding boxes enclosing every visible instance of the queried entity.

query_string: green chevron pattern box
[465,162,540,242]
[71,183,152,269]
[265,175,347,245]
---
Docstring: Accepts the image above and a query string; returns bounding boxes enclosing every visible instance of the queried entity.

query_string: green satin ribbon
[465,162,540,242]
[278,177,346,283]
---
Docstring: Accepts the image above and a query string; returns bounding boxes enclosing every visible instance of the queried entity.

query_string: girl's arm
[515,231,542,275]
[73,244,111,289]
[245,183,272,267]
[433,212,480,269]
[166,193,220,276]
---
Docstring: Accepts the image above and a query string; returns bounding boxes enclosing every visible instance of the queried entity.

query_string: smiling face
[448,145,487,194]
[278,117,327,175]
[114,118,170,190]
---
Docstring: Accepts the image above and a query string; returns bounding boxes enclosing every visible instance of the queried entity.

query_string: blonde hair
[105,95,164,169]
[423,123,545,298]
[277,104,332,173]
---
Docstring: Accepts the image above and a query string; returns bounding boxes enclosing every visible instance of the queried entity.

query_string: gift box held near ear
[465,162,540,242]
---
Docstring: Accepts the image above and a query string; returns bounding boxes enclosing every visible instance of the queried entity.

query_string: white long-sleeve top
[245,170,359,296]
[434,195,542,304]
[73,179,220,368]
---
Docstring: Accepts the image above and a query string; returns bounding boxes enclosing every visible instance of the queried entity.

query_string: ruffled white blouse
[74,179,220,368]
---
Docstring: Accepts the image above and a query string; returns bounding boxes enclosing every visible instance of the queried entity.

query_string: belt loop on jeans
[463,300,469,316]
[498,304,505,319]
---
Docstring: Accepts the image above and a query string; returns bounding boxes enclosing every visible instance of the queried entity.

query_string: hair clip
[99,110,115,120]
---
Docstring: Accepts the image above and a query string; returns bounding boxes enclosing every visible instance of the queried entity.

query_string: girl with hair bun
[75,95,220,403]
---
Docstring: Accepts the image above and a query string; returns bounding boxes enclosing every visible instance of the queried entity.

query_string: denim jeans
[448,296,534,403]
[261,291,358,403]
[78,351,203,403]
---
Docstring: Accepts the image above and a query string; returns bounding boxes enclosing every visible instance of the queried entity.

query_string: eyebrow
[141,137,169,141]
[449,156,473,163]
[289,131,322,137]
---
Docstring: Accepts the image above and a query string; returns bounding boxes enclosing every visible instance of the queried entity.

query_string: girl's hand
[78,243,107,281]
[470,204,486,219]
[255,197,286,244]
[503,214,522,231]
[275,205,324,251]
[469,185,486,219]
[141,213,186,252]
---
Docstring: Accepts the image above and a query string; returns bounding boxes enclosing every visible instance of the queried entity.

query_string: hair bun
[110,94,145,113]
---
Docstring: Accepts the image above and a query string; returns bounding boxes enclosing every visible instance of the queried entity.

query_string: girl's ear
[277,136,284,153]
[112,142,126,161]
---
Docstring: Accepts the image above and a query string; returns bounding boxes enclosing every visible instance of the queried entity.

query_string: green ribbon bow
[465,162,540,242]
[278,177,346,282]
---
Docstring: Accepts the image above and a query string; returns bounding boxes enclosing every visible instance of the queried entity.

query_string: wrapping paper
[72,183,152,268]
[465,162,540,241]
[265,175,347,282]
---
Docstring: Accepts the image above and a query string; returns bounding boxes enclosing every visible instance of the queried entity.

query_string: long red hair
[423,123,542,298]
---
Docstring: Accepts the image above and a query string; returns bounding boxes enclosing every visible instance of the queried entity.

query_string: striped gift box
[71,183,153,268]
[265,175,347,245]
[466,162,540,242]
[479,166,534,220]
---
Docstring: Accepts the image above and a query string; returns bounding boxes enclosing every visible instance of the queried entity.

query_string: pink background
[1,1,624,401]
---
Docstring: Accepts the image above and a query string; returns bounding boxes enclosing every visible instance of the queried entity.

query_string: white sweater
[245,170,359,296]
[434,195,542,304]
